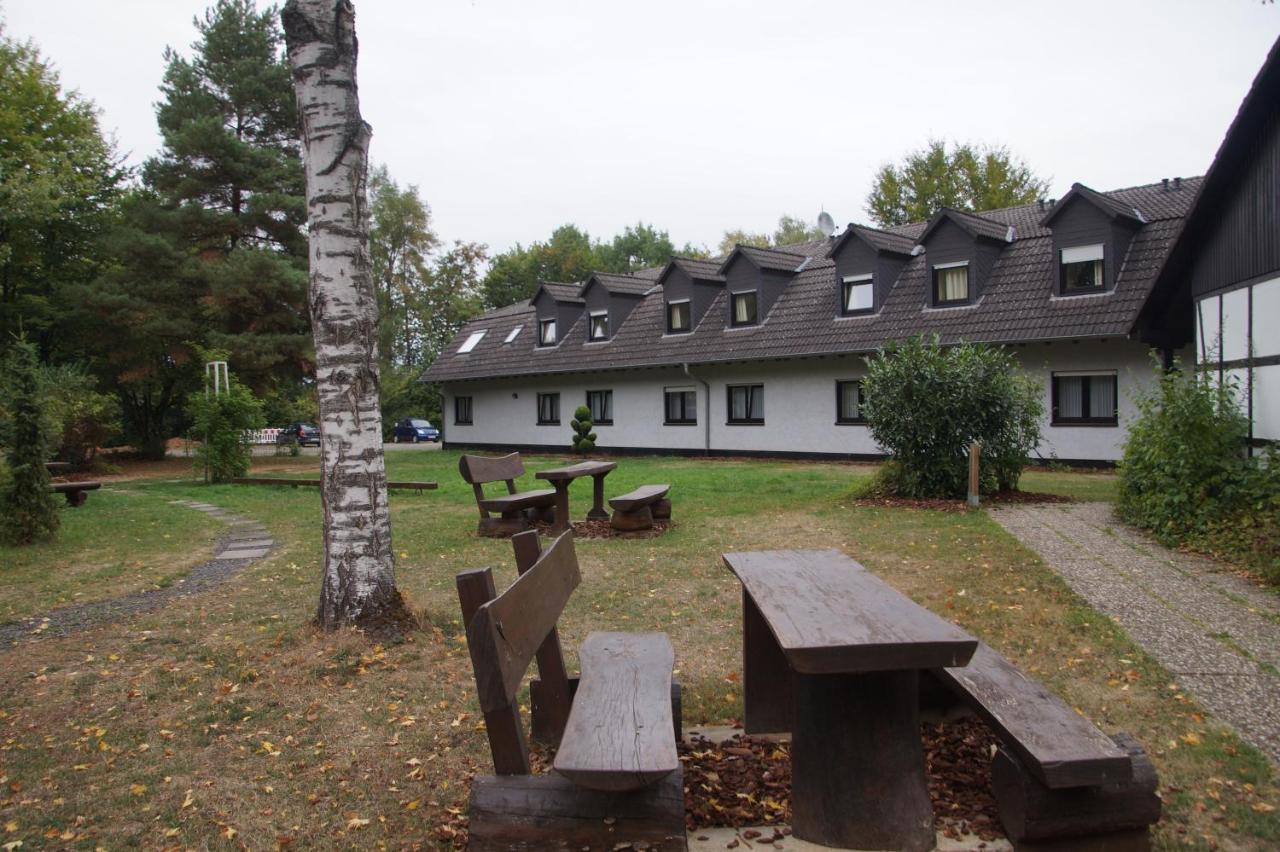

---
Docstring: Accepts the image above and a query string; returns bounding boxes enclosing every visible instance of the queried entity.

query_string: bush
[41,365,121,468]
[1118,362,1279,581]
[570,405,596,453]
[861,336,1043,499]
[186,381,265,483]
[0,340,60,545]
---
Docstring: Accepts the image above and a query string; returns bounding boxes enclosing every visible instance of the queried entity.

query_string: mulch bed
[851,490,1073,511]
[531,518,672,539]
[681,717,1004,844]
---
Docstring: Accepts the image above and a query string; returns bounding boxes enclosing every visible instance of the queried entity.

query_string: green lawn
[0,451,1273,849]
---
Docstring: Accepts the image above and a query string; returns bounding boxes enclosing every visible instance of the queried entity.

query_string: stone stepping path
[991,501,1280,766]
[0,500,274,647]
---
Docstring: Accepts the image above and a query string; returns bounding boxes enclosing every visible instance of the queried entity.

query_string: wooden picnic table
[535,460,617,534]
[723,549,978,851]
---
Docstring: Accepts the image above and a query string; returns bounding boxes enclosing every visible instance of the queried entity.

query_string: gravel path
[0,500,274,647]
[991,501,1280,765]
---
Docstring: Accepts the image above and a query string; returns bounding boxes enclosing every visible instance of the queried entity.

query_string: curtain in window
[937,267,968,302]
[840,382,861,420]
[590,314,608,339]
[540,320,556,344]
[734,293,756,324]
[1057,377,1084,419]
[589,392,611,422]
[539,394,558,422]
[731,388,748,420]
[1090,377,1116,419]
[669,302,689,330]
[748,386,764,420]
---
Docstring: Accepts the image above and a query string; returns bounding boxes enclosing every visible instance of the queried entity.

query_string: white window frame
[458,330,486,353]
[504,325,522,343]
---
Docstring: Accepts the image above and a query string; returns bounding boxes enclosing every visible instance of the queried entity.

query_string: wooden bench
[458,453,556,537]
[232,477,437,493]
[933,642,1161,848]
[608,483,672,531]
[457,530,685,850]
[50,480,101,507]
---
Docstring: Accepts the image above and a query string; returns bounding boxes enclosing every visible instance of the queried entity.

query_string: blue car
[392,418,440,443]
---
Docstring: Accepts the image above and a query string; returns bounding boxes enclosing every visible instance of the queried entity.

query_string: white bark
[283,0,400,630]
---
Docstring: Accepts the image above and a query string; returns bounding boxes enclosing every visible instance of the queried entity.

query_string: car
[276,423,321,447]
[392,418,440,443]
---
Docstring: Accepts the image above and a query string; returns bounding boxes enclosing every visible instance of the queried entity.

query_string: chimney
[1038,199,1045,211]
[1162,178,1170,191]
[1173,176,1182,191]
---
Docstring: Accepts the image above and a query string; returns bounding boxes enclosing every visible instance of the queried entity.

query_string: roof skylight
[458,330,486,353]
[504,325,522,343]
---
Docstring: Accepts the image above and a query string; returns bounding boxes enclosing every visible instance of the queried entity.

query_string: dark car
[276,423,320,447]
[392,418,440,443]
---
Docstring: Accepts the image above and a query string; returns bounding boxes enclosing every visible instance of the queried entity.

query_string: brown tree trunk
[282,0,411,634]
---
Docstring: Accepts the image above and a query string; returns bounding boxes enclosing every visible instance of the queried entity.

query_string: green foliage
[41,365,121,467]
[186,378,264,483]
[716,214,825,256]
[1118,364,1279,582]
[861,336,1043,498]
[0,340,59,546]
[380,365,441,440]
[570,405,596,454]
[866,139,1049,228]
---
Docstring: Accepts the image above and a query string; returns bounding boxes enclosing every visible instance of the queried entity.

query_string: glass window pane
[731,387,747,420]
[1057,377,1084,419]
[734,292,757,324]
[937,266,968,302]
[840,382,862,420]
[590,313,608,339]
[669,302,690,331]
[844,281,873,312]
[749,386,764,420]
[1090,377,1116,419]
[540,319,556,344]
[1063,259,1103,290]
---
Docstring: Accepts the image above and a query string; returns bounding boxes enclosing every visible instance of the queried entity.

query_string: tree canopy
[716,214,825,256]
[865,139,1049,228]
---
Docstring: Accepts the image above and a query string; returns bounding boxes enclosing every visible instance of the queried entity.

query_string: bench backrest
[458,452,525,486]
[457,529,578,774]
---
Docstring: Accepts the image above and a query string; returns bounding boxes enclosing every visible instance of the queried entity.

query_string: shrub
[570,405,597,453]
[0,340,60,545]
[861,336,1043,499]
[186,380,265,483]
[41,365,121,468]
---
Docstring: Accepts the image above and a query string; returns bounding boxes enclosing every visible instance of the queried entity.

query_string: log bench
[50,480,101,507]
[232,477,438,493]
[458,453,556,537]
[608,483,671,531]
[457,530,685,850]
[934,642,1161,849]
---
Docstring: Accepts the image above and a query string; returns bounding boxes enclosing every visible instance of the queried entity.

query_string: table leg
[550,482,572,535]
[586,472,610,520]
[742,591,793,734]
[790,669,934,851]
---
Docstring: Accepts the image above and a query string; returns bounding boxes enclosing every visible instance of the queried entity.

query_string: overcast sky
[6,1,1278,256]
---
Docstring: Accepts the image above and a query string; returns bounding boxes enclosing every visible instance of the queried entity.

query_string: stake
[967,441,981,508]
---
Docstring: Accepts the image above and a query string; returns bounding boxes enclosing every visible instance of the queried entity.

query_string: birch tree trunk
[282,0,409,632]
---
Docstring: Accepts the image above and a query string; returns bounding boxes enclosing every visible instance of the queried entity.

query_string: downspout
[682,362,711,456]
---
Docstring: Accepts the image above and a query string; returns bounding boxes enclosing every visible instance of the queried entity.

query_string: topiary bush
[861,336,1043,499]
[0,339,60,545]
[186,379,265,483]
[570,405,597,454]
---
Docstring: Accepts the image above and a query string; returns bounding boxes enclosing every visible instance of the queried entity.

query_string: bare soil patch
[851,491,1073,511]
[530,518,673,539]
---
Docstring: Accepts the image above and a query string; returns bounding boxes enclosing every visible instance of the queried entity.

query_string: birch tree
[282,0,409,632]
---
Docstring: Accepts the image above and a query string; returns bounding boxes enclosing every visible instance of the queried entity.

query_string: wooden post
[968,441,981,508]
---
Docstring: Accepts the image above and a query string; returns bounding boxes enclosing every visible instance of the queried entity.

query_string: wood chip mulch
[681,717,1004,844]
[530,518,672,539]
[852,490,1073,511]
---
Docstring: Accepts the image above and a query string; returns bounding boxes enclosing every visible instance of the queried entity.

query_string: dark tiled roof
[423,178,1202,381]
[1042,183,1146,226]
[727,244,809,273]
[587,272,654,296]
[536,281,584,303]
[920,207,1013,243]
[668,257,726,282]
[827,224,917,258]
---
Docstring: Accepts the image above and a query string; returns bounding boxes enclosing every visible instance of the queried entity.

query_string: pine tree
[0,339,60,546]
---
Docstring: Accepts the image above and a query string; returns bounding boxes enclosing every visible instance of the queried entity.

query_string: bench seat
[553,632,678,792]
[50,480,101,507]
[608,484,670,513]
[608,484,672,532]
[477,488,556,514]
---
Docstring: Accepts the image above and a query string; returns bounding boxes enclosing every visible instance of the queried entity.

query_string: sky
[6,0,1279,258]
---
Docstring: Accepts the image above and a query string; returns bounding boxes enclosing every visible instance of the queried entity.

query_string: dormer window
[588,311,609,341]
[1060,245,1104,294]
[458,330,486,353]
[539,318,557,346]
[841,275,874,315]
[667,300,691,333]
[731,291,758,327]
[932,262,970,305]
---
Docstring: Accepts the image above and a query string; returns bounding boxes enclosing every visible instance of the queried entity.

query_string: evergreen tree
[0,339,60,546]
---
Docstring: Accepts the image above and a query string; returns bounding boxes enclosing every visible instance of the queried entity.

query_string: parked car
[392,418,440,443]
[276,423,321,447]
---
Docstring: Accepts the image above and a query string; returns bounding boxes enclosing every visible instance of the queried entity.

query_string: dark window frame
[588,311,609,341]
[454,395,473,425]
[730,290,759,327]
[932,263,971,306]
[1051,373,1118,426]
[835,380,866,424]
[840,276,875,316]
[585,389,613,425]
[1059,247,1106,295]
[664,388,697,425]
[726,383,765,425]
[538,317,557,346]
[666,300,692,334]
[536,392,560,425]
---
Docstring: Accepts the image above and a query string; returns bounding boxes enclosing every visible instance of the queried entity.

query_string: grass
[0,450,1274,850]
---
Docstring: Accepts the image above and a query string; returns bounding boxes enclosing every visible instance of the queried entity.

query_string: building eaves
[827,223,917,259]
[535,281,585,304]
[585,272,654,296]
[919,207,1014,244]
[720,243,808,275]
[1040,182,1146,227]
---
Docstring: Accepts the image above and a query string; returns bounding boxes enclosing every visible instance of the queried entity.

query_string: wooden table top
[723,549,977,675]
[535,460,618,481]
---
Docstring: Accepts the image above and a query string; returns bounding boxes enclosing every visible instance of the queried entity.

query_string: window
[454,396,473,425]
[1052,373,1117,425]
[588,312,609,341]
[836,380,866,423]
[727,384,764,424]
[586,390,613,425]
[1060,244,1104,293]
[841,275,874,315]
[504,325,522,343]
[933,262,969,305]
[536,392,560,425]
[458,330,486,353]
[731,291,758,327]
[667,300,691,333]
[539,318,557,346]
[664,388,696,425]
